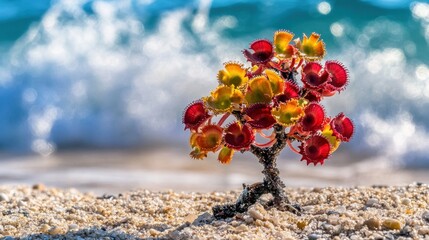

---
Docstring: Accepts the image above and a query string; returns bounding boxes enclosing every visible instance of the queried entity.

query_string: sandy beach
[0,184,429,239]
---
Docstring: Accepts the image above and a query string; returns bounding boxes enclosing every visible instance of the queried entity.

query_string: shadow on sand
[17,212,217,240]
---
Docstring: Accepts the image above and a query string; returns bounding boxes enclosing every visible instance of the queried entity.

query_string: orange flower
[273,30,297,58]
[265,69,285,95]
[295,33,326,60]
[189,125,224,160]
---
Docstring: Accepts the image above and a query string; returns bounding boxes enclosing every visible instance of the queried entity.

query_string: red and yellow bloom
[224,122,255,150]
[183,29,353,168]
[205,85,244,112]
[189,124,223,159]
[273,30,297,58]
[272,99,306,127]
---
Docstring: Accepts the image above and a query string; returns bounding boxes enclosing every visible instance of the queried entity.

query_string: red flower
[243,40,273,64]
[183,101,210,130]
[276,81,300,103]
[299,135,331,165]
[301,103,325,132]
[323,61,348,93]
[330,113,354,142]
[301,61,348,94]
[304,90,322,102]
[245,104,276,129]
[224,122,255,150]
[301,62,330,89]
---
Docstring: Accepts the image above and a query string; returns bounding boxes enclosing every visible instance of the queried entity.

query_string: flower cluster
[183,30,354,165]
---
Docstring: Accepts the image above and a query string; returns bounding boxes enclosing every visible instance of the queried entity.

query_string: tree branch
[213,108,302,219]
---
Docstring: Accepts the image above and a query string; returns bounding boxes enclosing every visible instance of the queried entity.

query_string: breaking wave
[0,0,429,168]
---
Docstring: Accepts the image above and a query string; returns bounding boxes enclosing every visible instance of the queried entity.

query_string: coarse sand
[1,184,429,239]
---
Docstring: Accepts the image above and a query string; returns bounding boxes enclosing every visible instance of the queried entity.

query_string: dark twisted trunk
[212,115,302,219]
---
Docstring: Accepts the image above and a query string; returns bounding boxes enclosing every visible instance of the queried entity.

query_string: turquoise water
[0,0,428,168]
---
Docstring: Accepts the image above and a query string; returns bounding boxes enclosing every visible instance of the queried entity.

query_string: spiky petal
[245,104,276,129]
[218,146,234,164]
[276,81,300,103]
[194,125,224,152]
[245,76,274,104]
[205,85,244,112]
[299,135,331,165]
[243,39,273,64]
[224,122,255,150]
[302,62,330,89]
[321,122,341,153]
[271,99,305,127]
[324,61,348,92]
[273,30,296,58]
[330,113,354,142]
[296,33,326,60]
[265,69,285,95]
[217,62,249,88]
[304,90,322,102]
[301,103,325,132]
[189,132,208,160]
[302,62,323,74]
[183,101,210,130]
[189,147,208,160]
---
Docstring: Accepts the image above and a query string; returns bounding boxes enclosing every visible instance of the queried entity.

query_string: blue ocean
[0,0,429,168]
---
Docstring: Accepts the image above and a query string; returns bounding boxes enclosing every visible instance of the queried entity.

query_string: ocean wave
[0,0,429,167]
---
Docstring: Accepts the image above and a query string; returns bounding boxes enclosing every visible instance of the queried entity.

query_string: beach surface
[1,184,429,239]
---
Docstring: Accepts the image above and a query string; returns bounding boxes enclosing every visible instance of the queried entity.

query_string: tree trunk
[212,72,303,219]
[212,125,302,219]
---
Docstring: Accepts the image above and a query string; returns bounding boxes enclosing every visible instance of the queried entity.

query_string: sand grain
[0,184,429,239]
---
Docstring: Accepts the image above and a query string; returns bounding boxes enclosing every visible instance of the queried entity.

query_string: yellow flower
[273,30,297,58]
[265,69,285,95]
[272,99,305,126]
[217,62,248,88]
[295,32,326,60]
[245,76,274,104]
[205,85,244,112]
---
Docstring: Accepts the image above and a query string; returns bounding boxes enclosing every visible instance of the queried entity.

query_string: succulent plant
[183,30,354,219]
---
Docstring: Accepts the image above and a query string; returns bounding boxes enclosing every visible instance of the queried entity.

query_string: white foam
[0,0,429,168]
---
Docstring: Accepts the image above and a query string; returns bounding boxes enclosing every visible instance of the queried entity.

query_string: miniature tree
[182,30,354,219]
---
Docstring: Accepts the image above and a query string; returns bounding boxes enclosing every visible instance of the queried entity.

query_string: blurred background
[1,0,429,194]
